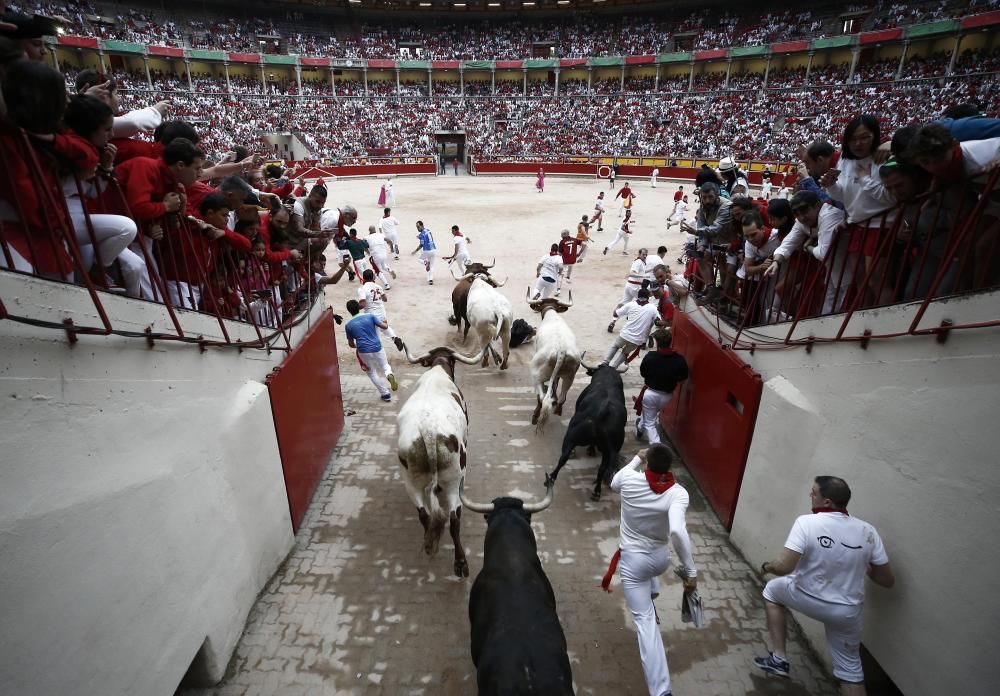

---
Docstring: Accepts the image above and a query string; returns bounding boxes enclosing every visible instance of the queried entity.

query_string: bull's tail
[535,351,565,433]
[420,431,448,556]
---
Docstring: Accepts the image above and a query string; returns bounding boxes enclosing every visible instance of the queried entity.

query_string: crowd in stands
[8,0,999,59]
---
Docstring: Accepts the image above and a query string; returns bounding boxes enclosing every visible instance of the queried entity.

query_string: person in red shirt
[557,229,583,285]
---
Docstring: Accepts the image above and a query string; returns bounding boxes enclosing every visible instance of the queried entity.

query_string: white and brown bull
[465,271,513,370]
[450,260,506,339]
[397,342,488,577]
[526,289,581,431]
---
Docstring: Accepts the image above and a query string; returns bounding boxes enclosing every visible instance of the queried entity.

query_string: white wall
[0,272,320,695]
[711,290,1000,696]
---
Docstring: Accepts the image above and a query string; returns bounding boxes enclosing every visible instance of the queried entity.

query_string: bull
[526,289,581,431]
[466,274,514,370]
[450,259,506,339]
[546,358,627,501]
[397,342,489,577]
[461,480,574,695]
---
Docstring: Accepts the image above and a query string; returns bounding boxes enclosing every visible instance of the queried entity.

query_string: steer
[450,260,506,339]
[526,289,581,431]
[547,359,627,501]
[461,480,574,696]
[397,341,488,577]
[466,275,514,370]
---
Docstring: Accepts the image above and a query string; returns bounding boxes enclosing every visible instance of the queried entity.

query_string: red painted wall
[473,162,791,185]
[659,311,763,529]
[266,309,344,531]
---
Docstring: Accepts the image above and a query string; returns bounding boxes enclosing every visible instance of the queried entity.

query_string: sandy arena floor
[179,174,839,695]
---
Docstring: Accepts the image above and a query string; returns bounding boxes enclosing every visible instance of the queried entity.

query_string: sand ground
[179,174,838,696]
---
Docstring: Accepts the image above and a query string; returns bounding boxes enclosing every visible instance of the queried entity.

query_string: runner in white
[604,212,634,256]
[650,167,659,188]
[380,207,401,259]
[532,243,565,300]
[608,248,652,333]
[593,191,607,231]
[357,269,404,350]
[442,225,472,270]
[410,220,436,285]
[603,288,663,367]
[384,178,395,207]
[760,178,773,200]
[666,195,689,229]
[366,224,395,289]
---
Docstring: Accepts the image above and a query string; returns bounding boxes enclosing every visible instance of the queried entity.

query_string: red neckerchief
[812,507,848,515]
[760,227,772,245]
[550,250,559,256]
[656,348,675,355]
[601,470,676,593]
[938,142,965,182]
[383,212,390,218]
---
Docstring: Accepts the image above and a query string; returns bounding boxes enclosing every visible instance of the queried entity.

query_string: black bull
[547,364,626,501]
[469,498,574,696]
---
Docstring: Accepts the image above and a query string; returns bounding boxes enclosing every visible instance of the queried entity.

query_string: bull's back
[397,370,467,472]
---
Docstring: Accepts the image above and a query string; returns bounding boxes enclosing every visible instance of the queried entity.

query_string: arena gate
[659,310,763,530]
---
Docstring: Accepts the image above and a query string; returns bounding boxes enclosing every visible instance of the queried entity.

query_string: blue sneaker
[753,652,790,678]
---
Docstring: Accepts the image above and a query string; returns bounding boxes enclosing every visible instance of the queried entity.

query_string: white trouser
[608,230,631,253]
[166,280,201,310]
[639,388,672,444]
[454,251,471,269]
[248,295,279,328]
[650,176,657,188]
[127,235,157,300]
[358,348,393,396]
[764,576,865,683]
[353,256,372,279]
[368,309,397,339]
[67,198,137,271]
[822,233,854,315]
[619,281,642,305]
[419,250,435,280]
[620,546,673,696]
[667,211,684,227]
[533,275,558,299]
[384,231,399,253]
[605,335,640,368]
[371,251,392,285]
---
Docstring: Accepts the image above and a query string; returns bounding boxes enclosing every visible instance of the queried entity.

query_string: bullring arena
[177,175,839,696]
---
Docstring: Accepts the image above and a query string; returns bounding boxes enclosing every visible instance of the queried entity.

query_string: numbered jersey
[358,281,386,316]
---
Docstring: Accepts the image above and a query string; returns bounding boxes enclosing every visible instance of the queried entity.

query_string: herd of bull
[394,262,632,694]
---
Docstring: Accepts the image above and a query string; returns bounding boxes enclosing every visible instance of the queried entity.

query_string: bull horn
[579,351,601,371]
[452,344,490,365]
[493,275,508,288]
[402,341,431,364]
[522,478,556,513]
[558,290,573,308]
[483,257,496,269]
[451,264,474,281]
[525,285,534,303]
[459,478,494,513]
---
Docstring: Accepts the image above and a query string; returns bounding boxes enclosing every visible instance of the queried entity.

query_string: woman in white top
[821,115,896,306]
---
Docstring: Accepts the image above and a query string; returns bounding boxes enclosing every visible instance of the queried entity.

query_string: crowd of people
[6,0,999,59]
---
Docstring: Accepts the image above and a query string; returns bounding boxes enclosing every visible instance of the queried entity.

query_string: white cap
[718,156,737,172]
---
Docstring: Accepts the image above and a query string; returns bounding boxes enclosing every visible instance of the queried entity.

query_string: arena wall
[692,289,1000,696]
[0,272,340,695]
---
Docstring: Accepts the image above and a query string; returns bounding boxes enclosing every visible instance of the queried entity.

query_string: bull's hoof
[590,489,602,502]
[500,362,508,371]
[553,404,563,416]
[454,558,470,578]
[447,315,458,326]
[531,413,540,425]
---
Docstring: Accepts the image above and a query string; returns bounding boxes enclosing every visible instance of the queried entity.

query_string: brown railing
[0,129,313,352]
[692,169,1000,350]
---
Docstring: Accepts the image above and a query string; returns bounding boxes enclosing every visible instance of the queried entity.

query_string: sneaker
[753,653,790,678]
[392,336,404,352]
[390,270,397,279]
[394,255,400,261]
[387,373,398,391]
[602,248,608,256]
[621,251,629,256]
[384,284,392,290]
[428,280,434,285]
[607,321,615,333]
[635,420,644,440]
[381,393,392,402]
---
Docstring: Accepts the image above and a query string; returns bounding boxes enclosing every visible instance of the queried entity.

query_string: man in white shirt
[757,476,894,694]
[604,289,662,367]
[533,244,565,300]
[650,167,659,188]
[357,269,403,350]
[366,224,394,290]
[608,248,652,333]
[605,444,697,696]
[765,190,849,314]
[593,191,607,231]
[604,214,634,256]
[442,225,472,270]
[666,195,688,229]
[379,207,401,259]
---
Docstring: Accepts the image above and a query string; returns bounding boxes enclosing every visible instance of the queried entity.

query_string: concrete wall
[716,290,1000,696]
[0,272,314,696]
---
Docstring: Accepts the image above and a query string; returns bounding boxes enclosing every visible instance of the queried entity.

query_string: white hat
[718,156,737,172]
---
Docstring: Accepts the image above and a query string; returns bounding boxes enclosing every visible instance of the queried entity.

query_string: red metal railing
[694,169,1000,350]
[0,129,312,351]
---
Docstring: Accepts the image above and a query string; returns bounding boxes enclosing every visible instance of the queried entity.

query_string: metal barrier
[691,169,1000,350]
[0,127,315,352]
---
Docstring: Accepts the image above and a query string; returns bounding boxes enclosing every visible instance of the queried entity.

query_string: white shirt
[357,281,387,317]
[673,200,688,218]
[785,512,889,606]
[452,235,470,259]
[774,204,846,263]
[651,168,659,177]
[960,137,1000,177]
[594,196,606,212]
[537,253,564,280]
[739,229,782,279]
[615,300,660,344]
[367,231,389,257]
[111,105,163,139]
[379,215,400,238]
[610,456,697,573]
[825,156,895,225]
[626,258,648,282]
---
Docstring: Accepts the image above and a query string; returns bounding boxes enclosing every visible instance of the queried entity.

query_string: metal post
[363,67,369,96]
[687,60,694,92]
[655,62,660,91]
[260,62,266,92]
[97,49,107,74]
[427,67,432,97]
[395,67,401,95]
[143,54,152,88]
[224,61,231,93]
[763,55,771,88]
[295,64,302,93]
[619,63,625,91]
[947,34,963,77]
[460,67,464,97]
[587,65,592,94]
[805,50,814,83]
[724,57,733,89]
[330,64,336,97]
[847,46,860,82]
[185,58,193,91]
[554,67,560,96]
[522,67,527,96]
[896,41,909,81]
[491,67,495,94]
